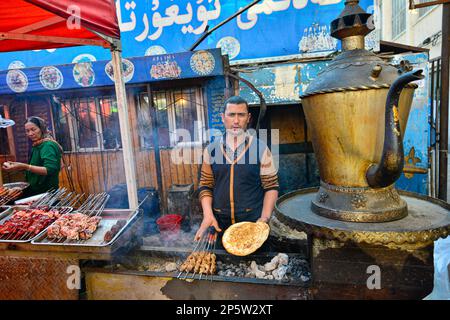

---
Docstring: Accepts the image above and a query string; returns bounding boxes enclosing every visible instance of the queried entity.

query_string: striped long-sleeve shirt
[198,134,279,224]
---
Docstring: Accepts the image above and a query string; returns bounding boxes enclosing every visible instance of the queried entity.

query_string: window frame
[137,86,207,150]
[392,0,407,40]
[417,0,433,18]
[169,87,206,148]
[71,97,103,153]
[58,96,122,153]
[97,95,122,151]
[136,92,155,150]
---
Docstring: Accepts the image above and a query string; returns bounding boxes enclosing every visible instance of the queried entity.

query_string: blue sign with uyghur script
[0,0,375,71]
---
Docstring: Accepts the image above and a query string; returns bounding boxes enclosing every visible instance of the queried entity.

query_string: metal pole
[438,3,449,201]
[111,43,139,208]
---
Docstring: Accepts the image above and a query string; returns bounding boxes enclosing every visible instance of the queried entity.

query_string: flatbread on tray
[222,221,270,256]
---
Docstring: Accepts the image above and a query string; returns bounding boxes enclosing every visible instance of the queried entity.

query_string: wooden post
[110,46,139,209]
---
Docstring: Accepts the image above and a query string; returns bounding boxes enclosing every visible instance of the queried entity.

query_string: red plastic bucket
[156,214,182,239]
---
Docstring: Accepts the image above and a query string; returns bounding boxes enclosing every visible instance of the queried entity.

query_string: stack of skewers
[0,186,23,206]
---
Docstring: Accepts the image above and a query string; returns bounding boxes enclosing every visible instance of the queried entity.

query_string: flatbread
[222,221,270,256]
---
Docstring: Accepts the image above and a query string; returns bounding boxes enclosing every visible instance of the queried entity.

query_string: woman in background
[2,116,63,197]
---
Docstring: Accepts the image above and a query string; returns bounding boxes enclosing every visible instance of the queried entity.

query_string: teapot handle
[366,69,424,188]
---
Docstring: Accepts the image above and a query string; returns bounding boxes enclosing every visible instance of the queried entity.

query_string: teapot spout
[366,69,424,188]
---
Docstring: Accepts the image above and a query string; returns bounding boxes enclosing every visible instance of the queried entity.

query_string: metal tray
[0,206,73,243]
[31,209,140,247]
[0,206,11,215]
[15,192,47,205]
[0,183,30,205]
[3,182,30,191]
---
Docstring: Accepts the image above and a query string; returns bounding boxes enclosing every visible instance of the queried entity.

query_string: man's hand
[194,215,222,241]
[257,216,270,223]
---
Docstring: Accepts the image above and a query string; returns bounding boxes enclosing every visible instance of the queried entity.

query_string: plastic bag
[424,236,450,300]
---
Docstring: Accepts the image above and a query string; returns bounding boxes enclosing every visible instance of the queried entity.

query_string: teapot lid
[301,1,417,99]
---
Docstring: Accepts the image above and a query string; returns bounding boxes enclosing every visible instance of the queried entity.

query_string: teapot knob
[370,65,382,80]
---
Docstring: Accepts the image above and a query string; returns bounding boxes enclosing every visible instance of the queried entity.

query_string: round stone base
[275,188,450,250]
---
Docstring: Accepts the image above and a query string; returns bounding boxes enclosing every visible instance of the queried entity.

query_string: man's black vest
[206,134,266,225]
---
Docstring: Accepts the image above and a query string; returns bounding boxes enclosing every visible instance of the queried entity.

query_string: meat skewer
[0,188,80,242]
[44,193,109,244]
[177,237,205,277]
[0,187,23,206]
[177,227,217,281]
[0,208,62,241]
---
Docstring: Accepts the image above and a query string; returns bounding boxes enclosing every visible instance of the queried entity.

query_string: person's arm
[259,190,278,223]
[39,142,61,176]
[258,147,279,223]
[195,148,221,240]
[2,142,61,177]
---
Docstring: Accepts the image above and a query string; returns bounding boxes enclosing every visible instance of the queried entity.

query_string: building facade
[380,0,442,59]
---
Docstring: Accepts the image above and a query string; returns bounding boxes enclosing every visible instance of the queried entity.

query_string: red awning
[0,0,120,52]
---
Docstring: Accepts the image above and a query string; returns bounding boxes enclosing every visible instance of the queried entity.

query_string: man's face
[221,103,251,136]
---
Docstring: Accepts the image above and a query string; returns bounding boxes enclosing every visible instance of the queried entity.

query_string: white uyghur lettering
[117,0,137,32]
[238,0,291,30]
[238,0,342,30]
[311,0,342,5]
[135,13,150,41]
[152,0,159,11]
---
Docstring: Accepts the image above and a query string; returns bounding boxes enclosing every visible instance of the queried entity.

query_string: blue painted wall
[393,53,430,195]
[0,0,375,70]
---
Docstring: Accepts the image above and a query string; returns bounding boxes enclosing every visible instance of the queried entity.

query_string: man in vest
[195,96,279,241]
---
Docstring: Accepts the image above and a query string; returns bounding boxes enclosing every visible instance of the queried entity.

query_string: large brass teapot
[300,0,424,222]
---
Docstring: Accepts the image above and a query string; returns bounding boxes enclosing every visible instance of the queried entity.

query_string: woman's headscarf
[26,116,62,150]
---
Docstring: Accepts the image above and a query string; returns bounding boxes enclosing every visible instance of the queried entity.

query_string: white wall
[380,1,443,60]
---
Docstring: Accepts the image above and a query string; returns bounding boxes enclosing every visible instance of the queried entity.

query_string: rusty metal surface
[85,271,311,300]
[81,247,312,298]
[0,255,78,300]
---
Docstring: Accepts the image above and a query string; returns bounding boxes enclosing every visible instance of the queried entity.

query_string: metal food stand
[0,203,143,300]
